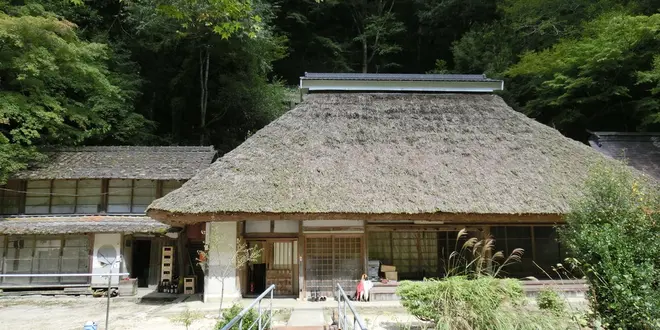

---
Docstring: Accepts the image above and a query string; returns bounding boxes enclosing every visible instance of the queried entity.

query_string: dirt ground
[0,297,291,330]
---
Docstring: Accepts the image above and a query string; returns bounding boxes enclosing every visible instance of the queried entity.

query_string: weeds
[170,307,204,330]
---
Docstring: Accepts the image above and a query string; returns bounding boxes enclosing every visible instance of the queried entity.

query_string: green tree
[0,9,151,183]
[560,163,660,329]
[506,13,660,138]
[152,0,261,145]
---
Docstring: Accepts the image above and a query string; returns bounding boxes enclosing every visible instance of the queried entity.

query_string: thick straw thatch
[0,215,169,235]
[148,93,619,224]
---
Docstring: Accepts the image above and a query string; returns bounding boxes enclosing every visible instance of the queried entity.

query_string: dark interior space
[132,240,151,288]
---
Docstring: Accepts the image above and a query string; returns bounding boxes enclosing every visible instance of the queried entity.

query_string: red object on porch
[250,282,255,293]
[355,280,364,300]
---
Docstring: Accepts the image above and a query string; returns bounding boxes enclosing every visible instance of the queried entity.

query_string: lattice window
[305,236,362,297]
[334,237,362,293]
[305,237,333,296]
[368,231,439,280]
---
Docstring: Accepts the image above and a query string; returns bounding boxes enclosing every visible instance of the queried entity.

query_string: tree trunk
[362,38,368,73]
[199,47,210,146]
[218,278,225,319]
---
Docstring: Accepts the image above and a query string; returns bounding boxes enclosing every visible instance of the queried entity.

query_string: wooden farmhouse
[0,146,215,291]
[147,73,622,301]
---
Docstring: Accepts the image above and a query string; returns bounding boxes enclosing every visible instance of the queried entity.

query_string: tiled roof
[588,132,660,180]
[0,214,169,235]
[14,146,217,180]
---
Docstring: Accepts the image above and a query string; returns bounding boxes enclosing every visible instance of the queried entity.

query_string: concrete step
[273,327,326,330]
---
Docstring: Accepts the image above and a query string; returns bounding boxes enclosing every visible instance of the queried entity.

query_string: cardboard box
[385,271,398,281]
[380,265,396,272]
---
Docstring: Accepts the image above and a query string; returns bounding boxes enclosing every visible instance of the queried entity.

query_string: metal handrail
[336,283,368,330]
[221,284,275,330]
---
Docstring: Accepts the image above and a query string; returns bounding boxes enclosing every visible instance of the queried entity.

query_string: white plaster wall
[91,233,123,287]
[204,222,241,302]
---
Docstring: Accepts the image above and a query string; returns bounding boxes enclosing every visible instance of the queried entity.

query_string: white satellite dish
[97,244,118,266]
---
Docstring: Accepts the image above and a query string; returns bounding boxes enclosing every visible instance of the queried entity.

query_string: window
[131,180,157,213]
[107,179,158,213]
[162,180,184,196]
[75,180,102,213]
[1,235,89,285]
[32,237,61,283]
[107,179,132,213]
[4,179,174,215]
[368,231,441,280]
[0,180,22,214]
[490,226,564,278]
[50,181,76,214]
[4,236,35,284]
[61,236,90,283]
[25,180,51,214]
[533,226,565,277]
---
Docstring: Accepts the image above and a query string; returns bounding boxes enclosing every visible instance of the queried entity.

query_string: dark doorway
[132,240,152,287]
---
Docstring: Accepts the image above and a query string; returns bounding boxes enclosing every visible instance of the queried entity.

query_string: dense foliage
[214,303,257,330]
[560,164,660,329]
[1,0,658,182]
[397,277,575,329]
[536,288,567,315]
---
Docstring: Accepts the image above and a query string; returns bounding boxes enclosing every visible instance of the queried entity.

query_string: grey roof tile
[589,132,660,180]
[14,146,217,180]
[0,214,169,234]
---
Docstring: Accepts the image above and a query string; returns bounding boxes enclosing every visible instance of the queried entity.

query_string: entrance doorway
[132,240,151,287]
[246,240,297,296]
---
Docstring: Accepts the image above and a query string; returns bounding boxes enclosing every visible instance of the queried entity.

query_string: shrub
[170,307,203,330]
[560,163,660,329]
[215,303,258,330]
[537,288,566,315]
[396,276,573,329]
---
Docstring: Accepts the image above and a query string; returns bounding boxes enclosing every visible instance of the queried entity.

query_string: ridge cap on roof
[39,145,216,153]
[301,72,499,82]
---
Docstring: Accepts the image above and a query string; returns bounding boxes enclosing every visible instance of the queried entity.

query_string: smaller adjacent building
[588,131,660,180]
[0,146,216,290]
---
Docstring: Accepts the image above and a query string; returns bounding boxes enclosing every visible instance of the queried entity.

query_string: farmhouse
[0,146,215,291]
[147,73,616,301]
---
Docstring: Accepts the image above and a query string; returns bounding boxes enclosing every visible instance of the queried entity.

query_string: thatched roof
[14,146,217,180]
[0,215,169,235]
[589,132,660,180]
[148,93,617,225]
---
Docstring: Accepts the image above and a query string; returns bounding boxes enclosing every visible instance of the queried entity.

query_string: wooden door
[247,239,296,296]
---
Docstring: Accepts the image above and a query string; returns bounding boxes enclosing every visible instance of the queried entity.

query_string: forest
[1,0,659,182]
